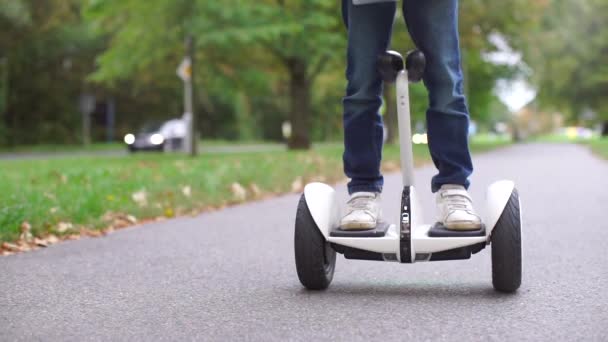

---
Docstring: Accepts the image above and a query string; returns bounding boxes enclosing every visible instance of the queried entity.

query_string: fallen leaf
[164,207,175,218]
[44,192,57,200]
[1,242,21,252]
[174,160,187,171]
[49,207,59,214]
[81,229,103,237]
[19,222,33,242]
[126,215,137,224]
[230,182,247,202]
[249,183,261,198]
[34,238,48,247]
[21,221,31,232]
[132,190,148,207]
[291,177,303,193]
[56,222,73,233]
[46,235,59,244]
[182,185,192,198]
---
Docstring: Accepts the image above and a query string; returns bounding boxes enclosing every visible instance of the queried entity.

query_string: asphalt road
[2,143,607,341]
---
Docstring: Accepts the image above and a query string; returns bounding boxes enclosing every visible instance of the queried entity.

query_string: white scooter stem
[396,70,415,187]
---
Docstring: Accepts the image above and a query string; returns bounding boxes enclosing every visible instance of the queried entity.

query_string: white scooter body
[302,61,516,264]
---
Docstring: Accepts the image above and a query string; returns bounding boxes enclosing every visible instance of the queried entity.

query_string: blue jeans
[342,0,473,194]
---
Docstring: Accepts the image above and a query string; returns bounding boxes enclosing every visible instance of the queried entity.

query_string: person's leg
[403,0,481,230]
[342,0,396,195]
[402,0,473,193]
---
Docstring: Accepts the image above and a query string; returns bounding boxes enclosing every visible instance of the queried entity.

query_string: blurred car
[124,119,186,152]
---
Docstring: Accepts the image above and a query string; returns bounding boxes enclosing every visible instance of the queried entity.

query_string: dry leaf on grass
[33,238,49,247]
[249,183,261,198]
[1,242,21,252]
[17,241,32,252]
[291,177,303,193]
[56,222,74,233]
[81,229,103,238]
[102,212,138,229]
[43,192,56,200]
[174,160,188,171]
[230,182,247,202]
[46,235,59,244]
[19,222,33,242]
[182,186,192,198]
[131,189,148,207]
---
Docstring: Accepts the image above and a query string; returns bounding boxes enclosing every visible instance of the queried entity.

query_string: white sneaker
[436,184,482,230]
[340,192,381,230]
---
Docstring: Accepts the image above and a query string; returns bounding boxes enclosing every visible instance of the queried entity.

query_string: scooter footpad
[330,221,390,238]
[428,222,486,237]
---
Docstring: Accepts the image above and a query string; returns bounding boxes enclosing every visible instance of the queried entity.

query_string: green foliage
[522,0,608,121]
[6,0,602,146]
[0,0,31,25]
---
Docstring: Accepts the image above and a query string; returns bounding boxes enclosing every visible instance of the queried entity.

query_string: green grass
[0,137,510,244]
[530,134,608,160]
[589,138,608,159]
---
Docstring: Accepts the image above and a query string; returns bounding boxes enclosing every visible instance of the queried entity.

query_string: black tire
[491,189,522,293]
[294,194,336,290]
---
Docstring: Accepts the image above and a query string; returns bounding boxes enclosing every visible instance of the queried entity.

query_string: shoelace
[444,193,473,212]
[347,196,375,213]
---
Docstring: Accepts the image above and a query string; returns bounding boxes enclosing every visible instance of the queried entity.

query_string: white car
[124,119,186,152]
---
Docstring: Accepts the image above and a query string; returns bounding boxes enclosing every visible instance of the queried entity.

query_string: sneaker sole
[340,222,377,230]
[443,221,483,231]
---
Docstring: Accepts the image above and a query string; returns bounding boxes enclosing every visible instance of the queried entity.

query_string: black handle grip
[377,50,404,84]
[377,50,425,83]
[405,50,425,83]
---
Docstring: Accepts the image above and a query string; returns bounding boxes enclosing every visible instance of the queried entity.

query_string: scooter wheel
[294,194,336,290]
[491,188,522,293]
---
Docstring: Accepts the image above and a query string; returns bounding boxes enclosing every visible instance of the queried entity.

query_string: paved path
[0,144,286,161]
[2,143,607,341]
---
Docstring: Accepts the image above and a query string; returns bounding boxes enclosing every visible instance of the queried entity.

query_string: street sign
[177,57,192,82]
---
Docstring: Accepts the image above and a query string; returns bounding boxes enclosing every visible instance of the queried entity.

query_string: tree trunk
[383,82,397,145]
[601,120,608,137]
[287,57,311,150]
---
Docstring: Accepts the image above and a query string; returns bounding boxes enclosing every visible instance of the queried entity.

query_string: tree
[383,0,546,141]
[0,0,106,146]
[86,0,345,149]
[521,0,608,134]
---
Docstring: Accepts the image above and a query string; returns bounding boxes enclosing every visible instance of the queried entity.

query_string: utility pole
[106,98,115,143]
[79,93,95,147]
[0,57,7,115]
[184,35,197,156]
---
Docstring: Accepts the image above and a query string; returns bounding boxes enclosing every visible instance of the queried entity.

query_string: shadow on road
[294,283,518,300]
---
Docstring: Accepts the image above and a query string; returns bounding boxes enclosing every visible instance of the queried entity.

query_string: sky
[483,33,537,113]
